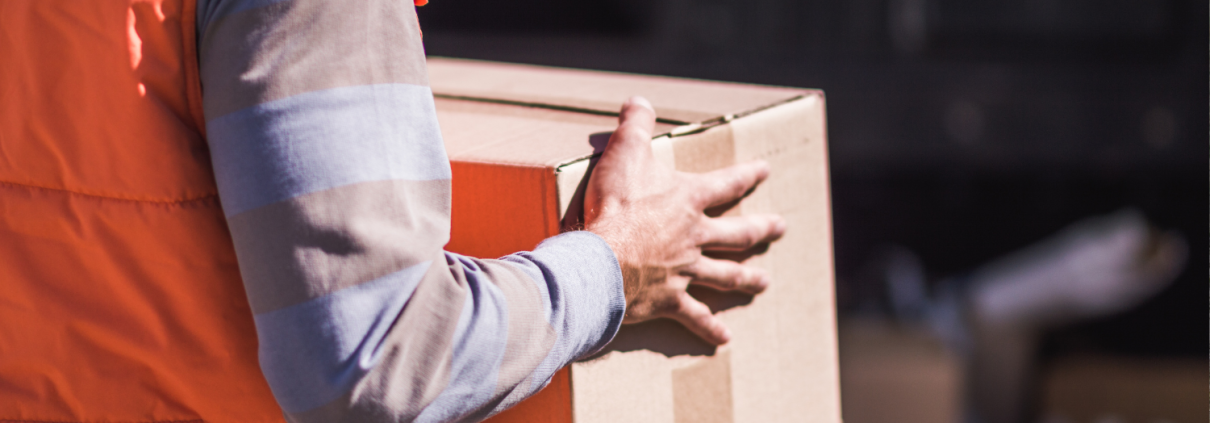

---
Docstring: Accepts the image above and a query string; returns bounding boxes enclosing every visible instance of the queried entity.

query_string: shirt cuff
[512,230,626,360]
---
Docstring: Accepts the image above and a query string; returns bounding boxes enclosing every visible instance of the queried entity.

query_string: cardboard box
[1041,354,1205,423]
[838,318,961,423]
[429,58,840,423]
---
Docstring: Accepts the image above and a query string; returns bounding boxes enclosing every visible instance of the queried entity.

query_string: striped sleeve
[195,1,626,421]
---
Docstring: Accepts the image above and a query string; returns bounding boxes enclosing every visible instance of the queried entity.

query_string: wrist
[585,220,641,307]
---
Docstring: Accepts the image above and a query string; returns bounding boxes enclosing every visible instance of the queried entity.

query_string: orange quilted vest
[0,1,283,421]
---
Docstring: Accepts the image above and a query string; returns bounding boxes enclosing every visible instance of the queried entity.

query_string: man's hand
[585,96,786,345]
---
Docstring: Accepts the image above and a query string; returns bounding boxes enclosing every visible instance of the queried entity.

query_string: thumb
[606,96,657,155]
[619,96,656,126]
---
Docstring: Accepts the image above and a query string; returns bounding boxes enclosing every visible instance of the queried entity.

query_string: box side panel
[448,162,560,257]
[556,160,590,220]
[725,93,840,423]
[571,351,677,423]
[672,349,734,423]
[569,95,839,423]
[447,161,570,423]
[487,369,573,423]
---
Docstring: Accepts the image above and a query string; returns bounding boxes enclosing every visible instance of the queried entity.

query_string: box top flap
[429,58,812,124]
[429,57,819,168]
[437,97,682,167]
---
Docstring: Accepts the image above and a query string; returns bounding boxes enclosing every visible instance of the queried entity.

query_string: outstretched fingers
[684,256,771,294]
[692,161,771,209]
[669,293,732,345]
[698,214,786,251]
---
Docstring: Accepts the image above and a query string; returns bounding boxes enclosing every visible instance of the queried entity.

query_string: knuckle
[652,296,681,317]
[691,219,713,244]
[743,268,762,284]
[720,275,740,289]
[746,269,771,292]
[726,176,747,196]
[730,268,753,288]
[616,123,651,141]
[742,226,762,246]
[706,267,737,288]
[686,182,708,205]
[726,263,747,280]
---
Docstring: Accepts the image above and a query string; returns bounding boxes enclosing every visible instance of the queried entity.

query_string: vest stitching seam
[0,180,218,205]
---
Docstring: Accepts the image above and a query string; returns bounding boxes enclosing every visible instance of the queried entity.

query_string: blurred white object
[968,209,1187,329]
[870,209,1190,423]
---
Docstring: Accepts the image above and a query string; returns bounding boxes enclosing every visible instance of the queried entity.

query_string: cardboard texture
[430,57,840,423]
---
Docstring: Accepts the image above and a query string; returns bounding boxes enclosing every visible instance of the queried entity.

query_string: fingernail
[626,96,654,112]
[748,270,770,292]
[718,327,733,344]
[774,217,787,234]
[756,273,771,291]
[751,160,772,178]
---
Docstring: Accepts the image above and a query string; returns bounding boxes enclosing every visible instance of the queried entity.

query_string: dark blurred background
[417,1,1207,421]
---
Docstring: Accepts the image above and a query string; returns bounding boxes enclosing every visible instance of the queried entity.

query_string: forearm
[224,183,624,420]
[256,234,623,422]
[402,233,624,422]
